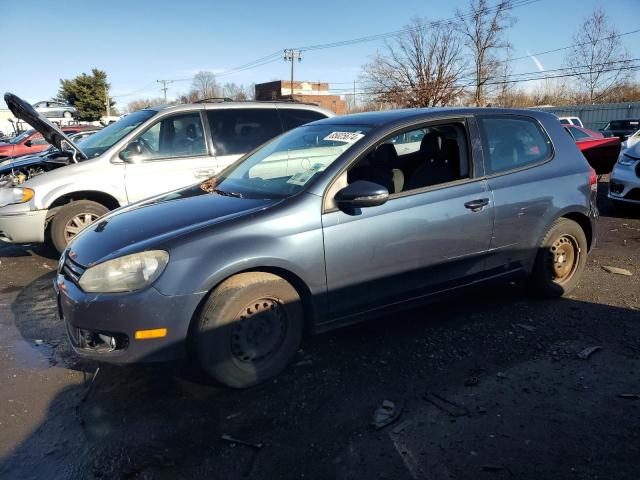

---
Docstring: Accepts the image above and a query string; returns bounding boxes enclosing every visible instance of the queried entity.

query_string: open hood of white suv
[4,92,87,161]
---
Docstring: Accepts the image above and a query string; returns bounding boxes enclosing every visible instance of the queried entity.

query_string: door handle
[464,198,489,212]
[195,169,215,179]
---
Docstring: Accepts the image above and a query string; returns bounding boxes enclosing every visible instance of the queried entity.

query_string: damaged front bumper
[54,273,205,364]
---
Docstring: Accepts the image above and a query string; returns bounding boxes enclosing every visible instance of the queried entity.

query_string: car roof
[307,107,555,128]
[145,101,334,116]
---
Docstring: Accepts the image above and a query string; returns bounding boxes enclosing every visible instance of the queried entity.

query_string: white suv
[0,94,333,252]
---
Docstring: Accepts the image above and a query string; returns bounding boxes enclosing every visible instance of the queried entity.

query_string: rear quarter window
[278,108,328,131]
[477,115,553,175]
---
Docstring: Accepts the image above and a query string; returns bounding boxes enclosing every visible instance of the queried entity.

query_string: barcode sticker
[324,131,365,143]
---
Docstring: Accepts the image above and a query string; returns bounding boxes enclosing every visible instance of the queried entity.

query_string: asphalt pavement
[0,181,638,480]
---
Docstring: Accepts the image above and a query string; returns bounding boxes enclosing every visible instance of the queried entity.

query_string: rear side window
[477,116,552,175]
[278,108,328,131]
[206,109,282,156]
[568,127,590,140]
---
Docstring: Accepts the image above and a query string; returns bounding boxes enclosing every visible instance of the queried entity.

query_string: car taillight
[589,168,597,192]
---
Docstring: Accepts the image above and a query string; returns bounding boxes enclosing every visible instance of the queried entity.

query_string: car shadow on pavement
[2,269,640,479]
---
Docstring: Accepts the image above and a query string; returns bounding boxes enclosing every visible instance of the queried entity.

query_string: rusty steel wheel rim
[547,234,579,284]
[230,298,287,364]
[64,213,100,241]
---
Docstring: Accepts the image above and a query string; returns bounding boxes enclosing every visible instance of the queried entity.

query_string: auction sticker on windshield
[324,131,365,143]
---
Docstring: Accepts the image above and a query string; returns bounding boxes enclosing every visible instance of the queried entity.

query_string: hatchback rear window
[477,116,552,175]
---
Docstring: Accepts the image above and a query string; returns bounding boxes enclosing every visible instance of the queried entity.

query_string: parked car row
[0,125,95,160]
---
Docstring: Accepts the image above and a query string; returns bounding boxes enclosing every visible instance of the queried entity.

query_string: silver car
[609,141,640,207]
[0,93,333,252]
[33,101,77,119]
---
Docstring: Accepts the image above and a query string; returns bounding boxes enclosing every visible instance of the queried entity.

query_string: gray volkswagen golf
[56,108,598,388]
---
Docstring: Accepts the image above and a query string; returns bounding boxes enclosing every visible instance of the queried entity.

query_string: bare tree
[127,97,166,113]
[362,17,465,108]
[191,70,219,100]
[456,0,515,106]
[564,8,631,104]
[221,82,255,100]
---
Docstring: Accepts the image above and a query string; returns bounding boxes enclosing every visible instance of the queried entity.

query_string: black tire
[50,200,109,253]
[195,272,303,388]
[530,218,588,297]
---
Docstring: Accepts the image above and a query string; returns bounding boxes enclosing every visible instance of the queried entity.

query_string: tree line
[359,0,637,110]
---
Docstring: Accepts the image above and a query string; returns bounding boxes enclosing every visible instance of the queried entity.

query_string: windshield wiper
[214,189,243,198]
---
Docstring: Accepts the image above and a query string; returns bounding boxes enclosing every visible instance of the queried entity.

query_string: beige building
[255,81,347,115]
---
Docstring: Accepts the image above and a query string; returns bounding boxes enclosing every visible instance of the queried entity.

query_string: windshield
[203,124,371,199]
[8,129,34,144]
[75,110,156,158]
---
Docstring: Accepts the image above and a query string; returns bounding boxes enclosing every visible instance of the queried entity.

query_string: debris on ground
[577,345,602,360]
[617,393,640,400]
[424,392,469,417]
[372,400,402,429]
[221,434,264,449]
[294,359,313,367]
[390,419,414,435]
[496,371,508,379]
[601,265,633,276]
[515,323,536,332]
[464,376,479,387]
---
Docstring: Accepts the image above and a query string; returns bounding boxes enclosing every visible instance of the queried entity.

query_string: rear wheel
[530,218,587,297]
[195,272,303,388]
[50,200,109,253]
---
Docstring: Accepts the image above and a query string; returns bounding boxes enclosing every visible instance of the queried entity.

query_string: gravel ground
[0,181,638,480]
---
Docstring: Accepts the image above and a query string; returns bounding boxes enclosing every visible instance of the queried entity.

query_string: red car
[0,126,89,159]
[564,125,621,174]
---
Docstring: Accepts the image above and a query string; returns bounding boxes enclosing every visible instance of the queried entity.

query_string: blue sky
[0,0,638,109]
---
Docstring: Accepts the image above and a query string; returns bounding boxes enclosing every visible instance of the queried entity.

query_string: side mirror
[334,180,389,210]
[24,140,33,147]
[118,140,143,163]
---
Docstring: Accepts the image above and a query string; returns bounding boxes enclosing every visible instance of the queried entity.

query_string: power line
[337,63,640,97]
[295,0,540,52]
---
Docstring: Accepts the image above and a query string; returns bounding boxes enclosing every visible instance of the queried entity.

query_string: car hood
[0,152,49,173]
[68,187,281,265]
[4,93,86,160]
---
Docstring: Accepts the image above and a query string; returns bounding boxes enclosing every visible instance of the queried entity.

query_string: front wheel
[195,272,303,388]
[530,218,588,297]
[50,200,109,253]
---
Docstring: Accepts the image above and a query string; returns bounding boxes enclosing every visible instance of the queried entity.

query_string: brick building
[255,80,347,115]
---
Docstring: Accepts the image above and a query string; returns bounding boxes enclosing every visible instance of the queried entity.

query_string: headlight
[0,187,34,207]
[617,154,637,166]
[78,250,169,293]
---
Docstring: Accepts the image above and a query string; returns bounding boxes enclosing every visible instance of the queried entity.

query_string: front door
[322,121,494,320]
[124,111,216,202]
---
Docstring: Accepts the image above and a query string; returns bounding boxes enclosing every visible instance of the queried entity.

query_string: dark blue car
[56,108,598,387]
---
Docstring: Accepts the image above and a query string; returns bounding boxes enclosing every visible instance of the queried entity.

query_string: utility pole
[353,80,356,110]
[156,79,173,103]
[283,49,302,99]
[104,86,111,117]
